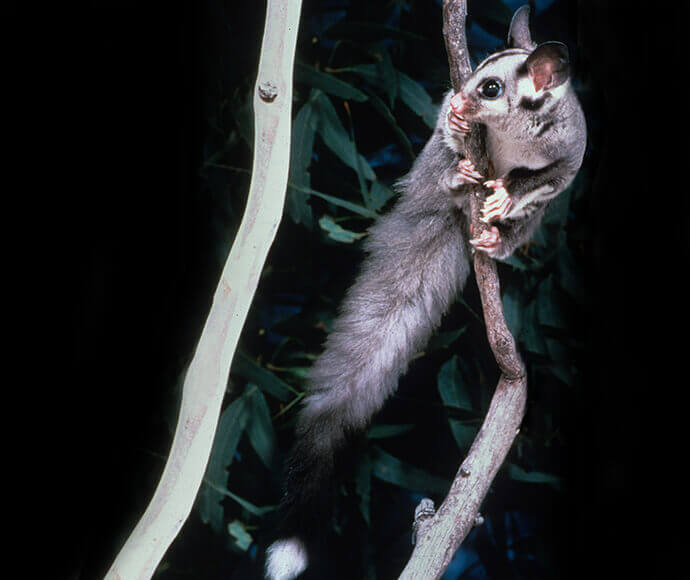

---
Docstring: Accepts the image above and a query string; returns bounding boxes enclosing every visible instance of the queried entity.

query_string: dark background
[45,0,688,578]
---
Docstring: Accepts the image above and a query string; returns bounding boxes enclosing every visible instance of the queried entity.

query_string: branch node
[258,81,278,102]
[411,498,436,545]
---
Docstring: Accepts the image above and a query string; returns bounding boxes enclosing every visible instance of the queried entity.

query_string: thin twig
[399,1,527,577]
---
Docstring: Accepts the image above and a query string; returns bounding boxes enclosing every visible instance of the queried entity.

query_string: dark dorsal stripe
[474,48,529,74]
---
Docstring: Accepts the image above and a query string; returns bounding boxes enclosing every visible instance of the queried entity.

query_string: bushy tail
[266,131,471,580]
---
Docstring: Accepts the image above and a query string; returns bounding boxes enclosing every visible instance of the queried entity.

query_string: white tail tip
[265,537,308,580]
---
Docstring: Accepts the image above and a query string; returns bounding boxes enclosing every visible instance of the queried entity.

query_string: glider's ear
[507,5,536,51]
[525,41,570,92]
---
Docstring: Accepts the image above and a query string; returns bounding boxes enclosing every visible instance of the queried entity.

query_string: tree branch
[103,1,303,578]
[399,1,527,577]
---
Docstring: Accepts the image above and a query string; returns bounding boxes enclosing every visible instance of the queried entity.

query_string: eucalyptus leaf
[448,419,477,450]
[343,66,438,128]
[506,463,563,491]
[369,43,397,108]
[520,301,547,355]
[536,276,568,329]
[368,181,394,212]
[354,453,372,525]
[197,391,251,532]
[295,62,368,102]
[313,91,376,180]
[245,386,278,471]
[370,447,449,494]
[319,215,367,243]
[397,72,438,128]
[228,520,253,552]
[287,99,318,227]
[305,187,378,219]
[502,285,523,337]
[222,487,277,517]
[427,327,467,351]
[437,355,473,412]
[232,351,296,402]
[366,92,414,159]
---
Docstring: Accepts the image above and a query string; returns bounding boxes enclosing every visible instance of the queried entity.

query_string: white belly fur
[487,130,548,176]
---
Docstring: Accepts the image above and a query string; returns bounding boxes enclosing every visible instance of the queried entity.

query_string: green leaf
[369,44,397,108]
[319,215,367,243]
[397,72,438,128]
[228,520,253,552]
[299,186,378,219]
[245,387,277,471]
[370,447,450,494]
[448,419,477,450]
[312,91,376,180]
[295,63,368,102]
[346,114,371,209]
[287,99,318,228]
[367,423,415,439]
[354,453,372,525]
[536,276,568,329]
[520,301,546,355]
[506,463,563,491]
[222,487,277,517]
[286,186,313,227]
[502,286,523,338]
[520,301,547,355]
[342,66,437,129]
[366,92,414,159]
[368,181,394,212]
[231,351,296,402]
[427,327,467,351]
[198,391,251,532]
[341,64,384,86]
[437,355,473,412]
[499,252,541,271]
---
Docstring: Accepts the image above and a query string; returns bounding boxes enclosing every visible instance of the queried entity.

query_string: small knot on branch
[411,498,436,545]
[258,81,278,102]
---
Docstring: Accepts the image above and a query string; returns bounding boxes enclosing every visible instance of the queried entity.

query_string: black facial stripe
[474,48,528,74]
[519,92,551,111]
[519,96,545,110]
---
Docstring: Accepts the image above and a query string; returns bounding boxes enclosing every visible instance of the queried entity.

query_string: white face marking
[516,74,541,99]
[266,538,309,580]
[462,52,529,125]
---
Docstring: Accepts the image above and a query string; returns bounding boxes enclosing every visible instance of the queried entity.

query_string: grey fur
[508,5,537,51]
[266,6,586,578]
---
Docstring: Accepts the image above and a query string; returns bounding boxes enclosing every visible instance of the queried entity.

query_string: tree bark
[399,1,527,577]
[103,1,303,578]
